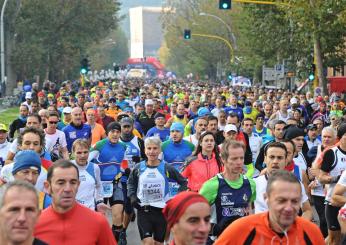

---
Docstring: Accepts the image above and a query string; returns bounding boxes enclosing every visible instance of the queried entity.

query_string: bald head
[71,107,82,125]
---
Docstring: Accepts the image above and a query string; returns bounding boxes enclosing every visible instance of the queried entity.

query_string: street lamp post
[199,12,237,49]
[1,0,9,93]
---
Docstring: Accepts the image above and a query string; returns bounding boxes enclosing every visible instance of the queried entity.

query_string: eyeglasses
[49,121,58,124]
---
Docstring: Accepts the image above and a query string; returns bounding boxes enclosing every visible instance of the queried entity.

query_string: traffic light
[308,64,316,81]
[184,29,191,39]
[219,0,231,9]
[80,58,89,74]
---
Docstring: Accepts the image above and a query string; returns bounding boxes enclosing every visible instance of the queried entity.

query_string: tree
[7,0,121,86]
[87,28,129,71]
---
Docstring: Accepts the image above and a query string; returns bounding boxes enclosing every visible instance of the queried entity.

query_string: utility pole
[1,0,9,95]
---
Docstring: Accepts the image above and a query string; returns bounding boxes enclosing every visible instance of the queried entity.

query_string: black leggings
[312,195,328,238]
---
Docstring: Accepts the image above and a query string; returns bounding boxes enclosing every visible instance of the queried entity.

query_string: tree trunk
[314,36,328,95]
[5,32,16,96]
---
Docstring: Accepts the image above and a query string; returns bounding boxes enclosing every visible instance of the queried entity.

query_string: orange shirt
[215,212,324,245]
[90,123,106,147]
[106,108,122,120]
[34,203,117,245]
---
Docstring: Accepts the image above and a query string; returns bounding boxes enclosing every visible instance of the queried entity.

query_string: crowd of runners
[0,78,346,244]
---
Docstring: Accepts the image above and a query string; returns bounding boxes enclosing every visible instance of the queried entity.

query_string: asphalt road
[106,210,141,245]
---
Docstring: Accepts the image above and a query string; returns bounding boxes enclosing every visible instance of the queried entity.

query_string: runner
[162,191,210,245]
[215,170,324,244]
[0,180,48,245]
[70,139,107,213]
[119,116,146,237]
[1,127,52,192]
[200,140,255,242]
[127,137,187,245]
[89,121,127,244]
[182,131,223,192]
[63,107,92,153]
[318,123,346,245]
[44,112,69,161]
[254,142,313,220]
[34,160,117,245]
[0,123,10,170]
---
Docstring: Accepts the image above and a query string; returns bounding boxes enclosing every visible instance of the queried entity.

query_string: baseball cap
[290,97,298,104]
[224,124,238,133]
[283,125,305,140]
[119,117,134,126]
[109,97,116,103]
[154,112,165,119]
[12,150,41,175]
[123,107,134,113]
[106,122,121,134]
[197,107,211,117]
[0,123,8,132]
[37,91,45,97]
[245,101,252,107]
[62,107,72,114]
[145,99,154,106]
[25,92,32,99]
[170,122,184,134]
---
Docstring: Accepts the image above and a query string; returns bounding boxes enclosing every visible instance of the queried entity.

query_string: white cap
[62,107,72,114]
[25,92,32,99]
[224,124,238,133]
[290,97,298,104]
[145,99,154,106]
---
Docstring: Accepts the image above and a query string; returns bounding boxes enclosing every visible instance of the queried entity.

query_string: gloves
[130,195,140,209]
[123,168,131,177]
[132,156,141,163]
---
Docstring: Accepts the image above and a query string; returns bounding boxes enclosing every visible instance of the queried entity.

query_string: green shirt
[199,174,256,205]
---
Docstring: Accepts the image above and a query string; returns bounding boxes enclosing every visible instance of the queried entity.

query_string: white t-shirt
[72,160,103,210]
[294,152,308,171]
[337,170,346,187]
[45,129,67,156]
[0,162,47,191]
[0,141,11,171]
[184,134,198,147]
[248,133,262,164]
[9,138,19,154]
[254,174,309,214]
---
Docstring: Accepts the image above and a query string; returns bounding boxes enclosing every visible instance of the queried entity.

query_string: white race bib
[142,183,163,203]
[102,181,113,198]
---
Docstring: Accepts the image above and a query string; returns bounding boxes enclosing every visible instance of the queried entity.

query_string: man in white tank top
[318,123,346,245]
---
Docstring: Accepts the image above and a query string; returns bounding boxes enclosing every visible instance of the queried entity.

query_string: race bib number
[142,183,163,203]
[168,182,180,198]
[102,181,113,198]
[69,131,77,139]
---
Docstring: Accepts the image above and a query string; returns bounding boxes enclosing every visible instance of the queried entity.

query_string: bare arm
[5,151,15,165]
[331,184,346,207]
[318,170,333,185]
[60,146,70,160]
[301,201,313,221]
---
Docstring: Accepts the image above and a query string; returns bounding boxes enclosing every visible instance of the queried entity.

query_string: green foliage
[87,28,129,70]
[7,0,121,81]
[161,0,346,83]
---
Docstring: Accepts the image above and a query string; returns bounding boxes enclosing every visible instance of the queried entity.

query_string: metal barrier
[0,95,20,109]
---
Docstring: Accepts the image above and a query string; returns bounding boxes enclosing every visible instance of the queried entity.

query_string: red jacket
[181,153,223,192]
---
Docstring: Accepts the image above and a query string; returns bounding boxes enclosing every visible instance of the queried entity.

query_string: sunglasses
[49,121,58,124]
